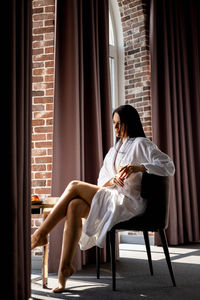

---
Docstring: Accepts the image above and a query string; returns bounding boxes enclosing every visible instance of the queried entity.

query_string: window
[109,9,118,111]
[109,0,124,110]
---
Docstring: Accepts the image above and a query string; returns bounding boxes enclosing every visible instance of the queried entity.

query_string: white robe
[79,137,175,250]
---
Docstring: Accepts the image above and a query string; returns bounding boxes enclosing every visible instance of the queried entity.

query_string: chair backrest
[140,172,170,229]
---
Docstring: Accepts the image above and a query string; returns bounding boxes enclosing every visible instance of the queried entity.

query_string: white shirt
[79,137,175,250]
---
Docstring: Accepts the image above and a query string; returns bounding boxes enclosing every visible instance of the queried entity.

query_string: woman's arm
[103,164,146,188]
[135,138,175,176]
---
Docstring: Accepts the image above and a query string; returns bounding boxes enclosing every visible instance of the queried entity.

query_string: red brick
[32,34,43,42]
[33,0,54,8]
[32,180,46,187]
[33,97,53,104]
[47,179,52,186]
[32,165,46,171]
[33,40,54,48]
[45,47,54,54]
[32,62,44,68]
[35,172,52,179]
[45,20,54,26]
[32,7,43,14]
[33,14,54,21]
[46,165,52,172]
[33,68,46,75]
[33,21,43,28]
[47,148,53,155]
[34,111,53,119]
[32,134,46,141]
[35,141,53,148]
[32,119,45,126]
[46,68,54,74]
[32,149,47,156]
[35,126,53,133]
[32,76,43,83]
[45,89,54,96]
[33,82,53,90]
[35,157,52,164]
[45,6,55,13]
[45,61,54,67]
[45,75,54,82]
[32,104,45,111]
[46,104,53,111]
[47,133,53,140]
[33,54,54,62]
[44,33,54,40]
[33,26,54,35]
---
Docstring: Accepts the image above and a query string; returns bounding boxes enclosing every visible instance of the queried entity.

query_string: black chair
[96,172,176,290]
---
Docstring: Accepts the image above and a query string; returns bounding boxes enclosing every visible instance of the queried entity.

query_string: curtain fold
[150,0,200,245]
[8,0,32,299]
[50,0,112,272]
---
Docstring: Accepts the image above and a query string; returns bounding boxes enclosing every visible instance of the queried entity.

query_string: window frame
[109,0,125,109]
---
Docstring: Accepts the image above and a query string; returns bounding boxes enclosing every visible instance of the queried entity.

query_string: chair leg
[158,229,176,287]
[96,246,100,279]
[143,231,153,275]
[106,233,111,263]
[109,230,116,291]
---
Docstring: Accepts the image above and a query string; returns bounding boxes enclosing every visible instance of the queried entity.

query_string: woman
[31,105,175,293]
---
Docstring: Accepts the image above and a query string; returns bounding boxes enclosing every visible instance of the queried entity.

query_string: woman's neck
[122,135,128,143]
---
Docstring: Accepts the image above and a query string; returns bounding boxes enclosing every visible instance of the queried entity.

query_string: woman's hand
[112,174,125,187]
[119,164,146,179]
[104,164,146,188]
[103,174,125,187]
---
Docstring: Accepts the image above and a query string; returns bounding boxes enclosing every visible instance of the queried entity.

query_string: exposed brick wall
[117,0,152,138]
[32,0,55,196]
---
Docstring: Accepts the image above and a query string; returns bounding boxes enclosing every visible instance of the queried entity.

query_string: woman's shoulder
[132,137,156,149]
[132,137,151,144]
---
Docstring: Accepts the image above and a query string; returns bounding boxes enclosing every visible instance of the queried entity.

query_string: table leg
[42,209,51,288]
[43,243,49,288]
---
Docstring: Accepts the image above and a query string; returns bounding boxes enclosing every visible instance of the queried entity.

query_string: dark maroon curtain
[150,0,200,245]
[8,0,32,299]
[49,0,112,271]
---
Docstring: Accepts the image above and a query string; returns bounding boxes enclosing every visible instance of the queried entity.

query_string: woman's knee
[68,180,81,190]
[67,198,89,219]
[66,180,81,196]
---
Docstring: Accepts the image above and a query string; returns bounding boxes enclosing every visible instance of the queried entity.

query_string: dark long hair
[112,105,146,142]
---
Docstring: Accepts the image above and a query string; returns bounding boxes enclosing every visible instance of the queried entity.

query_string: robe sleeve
[97,148,115,186]
[135,138,175,176]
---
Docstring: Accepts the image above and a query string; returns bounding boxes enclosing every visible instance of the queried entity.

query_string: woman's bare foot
[31,230,48,250]
[52,265,75,293]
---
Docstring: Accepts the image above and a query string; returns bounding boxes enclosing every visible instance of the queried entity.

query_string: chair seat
[112,214,167,231]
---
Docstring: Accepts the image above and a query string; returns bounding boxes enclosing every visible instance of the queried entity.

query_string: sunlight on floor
[119,244,200,263]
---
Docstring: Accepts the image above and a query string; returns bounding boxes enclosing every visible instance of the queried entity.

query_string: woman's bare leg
[52,198,90,293]
[31,180,99,249]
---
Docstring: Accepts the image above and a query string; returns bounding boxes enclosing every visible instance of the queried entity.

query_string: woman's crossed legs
[31,180,100,292]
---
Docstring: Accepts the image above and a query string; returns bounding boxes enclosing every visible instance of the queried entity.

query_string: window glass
[109,12,115,46]
[109,57,115,111]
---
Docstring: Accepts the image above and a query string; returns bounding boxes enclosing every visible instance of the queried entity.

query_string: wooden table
[31,199,58,288]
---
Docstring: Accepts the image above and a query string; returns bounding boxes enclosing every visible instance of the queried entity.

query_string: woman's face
[113,112,128,141]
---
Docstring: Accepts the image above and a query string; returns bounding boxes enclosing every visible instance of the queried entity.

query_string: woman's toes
[51,265,75,293]
[51,287,66,293]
